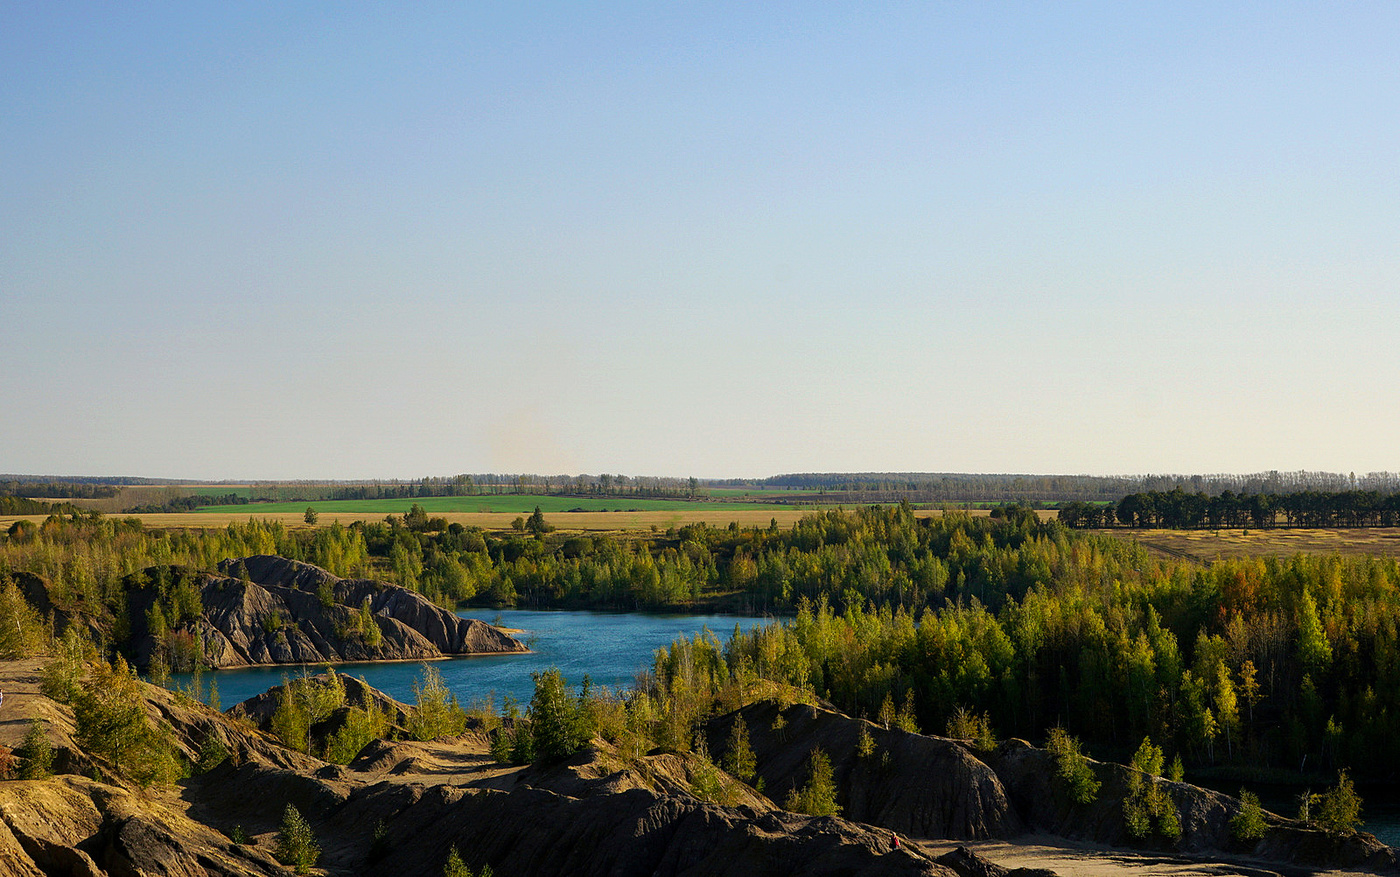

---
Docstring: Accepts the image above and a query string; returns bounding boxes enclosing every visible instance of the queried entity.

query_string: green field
[193,494,811,515]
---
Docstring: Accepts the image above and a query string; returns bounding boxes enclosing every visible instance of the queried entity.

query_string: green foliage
[358,597,382,646]
[1129,736,1164,779]
[274,804,320,875]
[72,656,182,787]
[525,506,552,536]
[443,846,494,877]
[18,720,53,779]
[1047,727,1099,805]
[1315,770,1363,836]
[528,667,592,762]
[407,664,468,741]
[444,846,470,877]
[17,503,1400,779]
[784,747,840,816]
[1123,737,1178,839]
[1231,789,1269,842]
[195,734,229,773]
[304,507,319,525]
[894,689,919,733]
[946,706,996,750]
[40,626,89,703]
[326,700,391,764]
[0,578,45,658]
[271,670,347,753]
[688,731,734,805]
[1168,754,1185,782]
[855,726,877,759]
[721,716,757,782]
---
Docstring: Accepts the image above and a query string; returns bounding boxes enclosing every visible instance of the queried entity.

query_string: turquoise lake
[167,608,776,711]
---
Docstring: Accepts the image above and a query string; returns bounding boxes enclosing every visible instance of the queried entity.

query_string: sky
[3,3,1398,481]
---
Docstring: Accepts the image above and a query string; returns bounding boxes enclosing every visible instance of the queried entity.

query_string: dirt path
[919,835,1377,877]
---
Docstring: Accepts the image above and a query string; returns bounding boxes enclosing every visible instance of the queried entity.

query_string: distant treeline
[316,472,698,502]
[0,480,121,500]
[0,496,76,516]
[12,469,1400,512]
[126,494,251,514]
[729,471,1400,504]
[1059,488,1400,530]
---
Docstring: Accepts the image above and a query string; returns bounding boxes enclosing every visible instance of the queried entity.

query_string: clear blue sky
[3,3,1398,480]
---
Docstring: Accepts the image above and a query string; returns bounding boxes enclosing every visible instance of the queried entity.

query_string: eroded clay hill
[706,699,1396,874]
[146,555,525,668]
[1,658,1394,877]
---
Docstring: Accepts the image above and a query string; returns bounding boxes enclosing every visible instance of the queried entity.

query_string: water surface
[169,608,776,710]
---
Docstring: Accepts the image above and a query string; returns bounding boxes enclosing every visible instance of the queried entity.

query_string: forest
[4,503,1400,781]
[1059,487,1400,530]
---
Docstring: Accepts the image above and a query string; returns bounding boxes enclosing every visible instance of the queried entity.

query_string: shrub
[1231,789,1269,842]
[1316,771,1363,836]
[16,720,53,779]
[1047,727,1099,805]
[408,665,468,741]
[326,701,391,764]
[271,670,347,753]
[274,804,320,875]
[784,748,840,816]
[195,735,229,774]
[946,706,996,750]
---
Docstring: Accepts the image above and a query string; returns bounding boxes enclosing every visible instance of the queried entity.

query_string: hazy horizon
[5,5,1398,480]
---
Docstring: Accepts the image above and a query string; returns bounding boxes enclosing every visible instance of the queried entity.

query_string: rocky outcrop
[706,700,1022,840]
[119,556,525,670]
[0,775,289,876]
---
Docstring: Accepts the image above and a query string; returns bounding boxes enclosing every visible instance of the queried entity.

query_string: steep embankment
[705,700,1395,874]
[990,737,1397,873]
[0,658,969,876]
[706,700,1022,840]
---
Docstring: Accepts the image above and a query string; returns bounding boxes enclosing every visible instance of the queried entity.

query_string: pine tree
[275,804,320,875]
[528,667,587,761]
[18,720,52,779]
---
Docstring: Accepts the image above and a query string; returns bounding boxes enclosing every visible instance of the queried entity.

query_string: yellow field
[1100,527,1400,564]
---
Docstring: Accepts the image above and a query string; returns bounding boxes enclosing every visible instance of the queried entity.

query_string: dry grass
[1100,527,1400,564]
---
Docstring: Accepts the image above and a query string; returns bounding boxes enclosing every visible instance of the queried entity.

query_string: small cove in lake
[166,608,777,712]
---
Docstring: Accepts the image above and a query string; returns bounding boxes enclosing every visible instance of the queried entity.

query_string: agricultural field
[0,505,1045,535]
[1100,526,1400,563]
[191,494,808,515]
